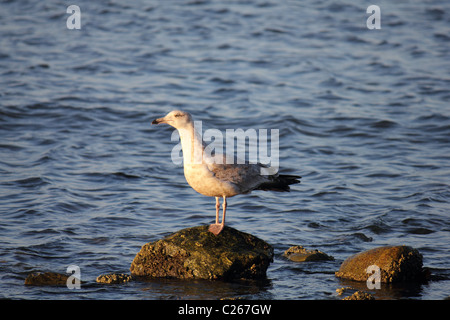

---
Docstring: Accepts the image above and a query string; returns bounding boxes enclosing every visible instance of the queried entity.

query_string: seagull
[152,110,301,235]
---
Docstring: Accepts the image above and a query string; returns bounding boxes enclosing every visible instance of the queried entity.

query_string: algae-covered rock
[25,272,69,286]
[336,287,375,300]
[342,291,375,300]
[335,245,423,283]
[336,286,353,296]
[130,226,273,280]
[283,245,334,262]
[96,273,132,284]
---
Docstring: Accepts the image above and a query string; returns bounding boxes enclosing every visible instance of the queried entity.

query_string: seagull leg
[209,196,226,236]
[221,195,227,227]
[215,196,220,224]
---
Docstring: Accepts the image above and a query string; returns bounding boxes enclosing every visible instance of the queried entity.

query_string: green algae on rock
[96,273,132,284]
[335,245,424,283]
[283,245,334,262]
[336,287,375,300]
[25,272,70,286]
[342,290,375,300]
[130,226,273,280]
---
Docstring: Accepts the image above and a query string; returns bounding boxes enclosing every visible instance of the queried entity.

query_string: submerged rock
[130,226,273,280]
[25,272,69,286]
[335,245,424,283]
[343,290,375,300]
[96,273,132,284]
[336,287,375,300]
[283,245,334,262]
[336,286,353,296]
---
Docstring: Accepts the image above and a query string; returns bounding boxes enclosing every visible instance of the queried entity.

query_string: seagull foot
[208,223,224,236]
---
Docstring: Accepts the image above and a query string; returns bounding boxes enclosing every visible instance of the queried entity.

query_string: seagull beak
[152,117,166,125]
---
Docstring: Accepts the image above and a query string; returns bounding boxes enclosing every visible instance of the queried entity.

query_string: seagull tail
[256,174,301,192]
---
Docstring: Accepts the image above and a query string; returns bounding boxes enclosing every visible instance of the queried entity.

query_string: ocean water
[0,0,449,300]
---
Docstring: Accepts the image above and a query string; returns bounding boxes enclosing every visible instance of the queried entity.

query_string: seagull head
[152,110,193,129]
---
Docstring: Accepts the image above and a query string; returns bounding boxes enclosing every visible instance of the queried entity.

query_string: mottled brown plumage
[152,110,301,235]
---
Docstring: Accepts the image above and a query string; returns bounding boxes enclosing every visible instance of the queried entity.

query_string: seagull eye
[174,114,183,118]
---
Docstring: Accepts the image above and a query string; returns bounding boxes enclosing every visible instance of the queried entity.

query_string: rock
[336,286,353,296]
[130,225,273,280]
[283,245,334,262]
[24,272,70,286]
[335,245,424,283]
[336,287,375,300]
[96,273,132,284]
[343,291,375,300]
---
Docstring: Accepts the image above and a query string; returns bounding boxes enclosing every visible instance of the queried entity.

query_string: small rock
[96,273,132,284]
[336,286,375,300]
[283,245,334,262]
[130,225,273,280]
[343,291,375,300]
[336,286,353,296]
[25,272,70,286]
[335,245,424,283]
